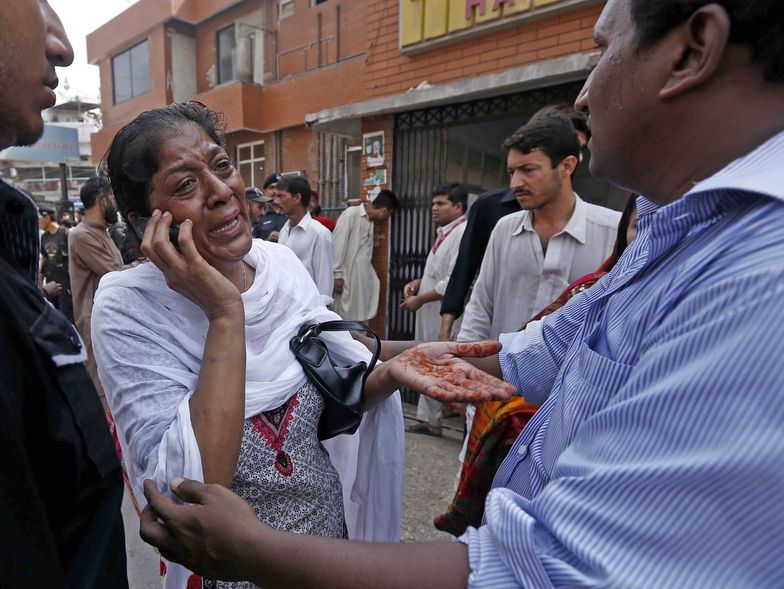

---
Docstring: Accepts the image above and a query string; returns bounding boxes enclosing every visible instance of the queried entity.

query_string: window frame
[111,39,151,105]
[216,24,237,85]
[279,0,294,20]
[236,140,266,189]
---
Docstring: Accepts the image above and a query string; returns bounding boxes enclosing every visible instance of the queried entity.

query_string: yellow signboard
[402,0,569,47]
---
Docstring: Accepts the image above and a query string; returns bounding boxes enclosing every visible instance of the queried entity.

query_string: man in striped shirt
[139,1,784,587]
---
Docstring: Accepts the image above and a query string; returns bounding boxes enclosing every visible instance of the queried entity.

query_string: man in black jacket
[0,2,128,587]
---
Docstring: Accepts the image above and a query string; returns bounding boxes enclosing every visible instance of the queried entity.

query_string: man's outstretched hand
[385,340,517,402]
[140,479,263,582]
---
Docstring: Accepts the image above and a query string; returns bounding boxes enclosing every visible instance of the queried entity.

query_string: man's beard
[0,108,44,149]
[103,205,120,225]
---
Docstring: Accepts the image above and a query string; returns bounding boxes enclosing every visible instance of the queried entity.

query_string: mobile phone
[128,215,181,252]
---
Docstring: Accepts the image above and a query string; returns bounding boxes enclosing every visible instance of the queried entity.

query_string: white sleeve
[91,287,204,507]
[434,229,465,295]
[458,231,498,341]
[313,229,336,301]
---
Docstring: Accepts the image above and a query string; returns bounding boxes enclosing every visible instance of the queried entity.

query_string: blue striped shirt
[459,130,784,588]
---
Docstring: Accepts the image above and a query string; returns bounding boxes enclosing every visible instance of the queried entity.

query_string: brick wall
[362,1,601,98]
[258,58,366,131]
[281,126,319,180]
[276,0,366,78]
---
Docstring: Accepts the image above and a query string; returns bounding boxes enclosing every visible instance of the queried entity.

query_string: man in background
[458,115,620,341]
[246,185,272,237]
[332,189,399,322]
[38,205,73,322]
[69,176,124,413]
[0,1,128,585]
[401,183,468,436]
[438,106,595,339]
[309,189,337,232]
[254,173,288,241]
[274,176,335,300]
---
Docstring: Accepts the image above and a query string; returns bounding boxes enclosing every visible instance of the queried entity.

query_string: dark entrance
[388,81,626,403]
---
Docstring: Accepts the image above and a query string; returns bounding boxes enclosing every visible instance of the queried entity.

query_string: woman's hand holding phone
[128,215,181,251]
[140,210,244,321]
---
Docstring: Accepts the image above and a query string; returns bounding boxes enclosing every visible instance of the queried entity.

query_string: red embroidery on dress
[249,394,299,477]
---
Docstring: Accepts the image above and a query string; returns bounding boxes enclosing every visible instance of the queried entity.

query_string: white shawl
[92,240,404,588]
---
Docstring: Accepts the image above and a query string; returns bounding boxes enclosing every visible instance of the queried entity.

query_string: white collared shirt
[415,215,467,341]
[278,211,335,301]
[458,194,620,341]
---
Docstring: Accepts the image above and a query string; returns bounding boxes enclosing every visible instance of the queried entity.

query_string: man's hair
[263,172,283,190]
[502,114,581,167]
[371,189,399,211]
[432,183,468,210]
[80,175,111,210]
[630,0,784,83]
[104,101,226,220]
[530,103,590,142]
[276,176,312,208]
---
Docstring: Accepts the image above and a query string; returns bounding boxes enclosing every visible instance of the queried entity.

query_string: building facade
[1,98,101,210]
[88,0,621,336]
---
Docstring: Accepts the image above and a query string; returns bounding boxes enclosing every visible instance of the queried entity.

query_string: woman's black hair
[103,101,227,222]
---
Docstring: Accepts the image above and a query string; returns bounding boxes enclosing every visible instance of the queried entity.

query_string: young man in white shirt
[273,176,335,300]
[401,183,468,436]
[459,114,620,342]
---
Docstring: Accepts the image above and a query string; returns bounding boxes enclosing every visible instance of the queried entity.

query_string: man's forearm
[248,528,469,589]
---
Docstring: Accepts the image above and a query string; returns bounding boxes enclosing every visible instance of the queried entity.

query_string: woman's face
[147,124,252,271]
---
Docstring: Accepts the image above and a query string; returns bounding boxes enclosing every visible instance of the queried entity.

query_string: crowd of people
[2,0,784,588]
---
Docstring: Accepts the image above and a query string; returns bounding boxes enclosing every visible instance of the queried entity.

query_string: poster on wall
[363,131,385,167]
[363,168,387,202]
[363,168,387,187]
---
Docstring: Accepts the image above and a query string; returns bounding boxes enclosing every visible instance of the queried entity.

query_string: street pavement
[123,402,465,586]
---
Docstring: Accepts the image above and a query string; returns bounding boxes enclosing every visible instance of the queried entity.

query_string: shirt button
[70,334,82,349]
[517,444,528,458]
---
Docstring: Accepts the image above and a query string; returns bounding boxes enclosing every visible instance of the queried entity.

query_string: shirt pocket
[559,340,635,435]
[29,303,117,478]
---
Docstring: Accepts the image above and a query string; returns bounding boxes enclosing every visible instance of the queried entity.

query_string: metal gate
[388,81,586,404]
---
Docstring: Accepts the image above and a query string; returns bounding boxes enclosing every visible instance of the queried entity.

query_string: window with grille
[237,141,265,188]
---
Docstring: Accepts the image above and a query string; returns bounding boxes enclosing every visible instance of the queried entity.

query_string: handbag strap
[297,320,381,373]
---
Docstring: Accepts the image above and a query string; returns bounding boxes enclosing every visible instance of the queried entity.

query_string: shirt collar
[291,211,313,232]
[512,194,588,244]
[686,129,784,201]
[436,214,466,236]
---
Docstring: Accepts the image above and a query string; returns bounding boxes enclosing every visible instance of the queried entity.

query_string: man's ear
[559,155,579,177]
[659,4,731,99]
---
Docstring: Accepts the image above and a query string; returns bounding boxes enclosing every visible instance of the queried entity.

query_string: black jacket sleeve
[440,189,507,318]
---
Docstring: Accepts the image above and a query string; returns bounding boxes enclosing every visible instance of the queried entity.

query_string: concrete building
[88,0,622,336]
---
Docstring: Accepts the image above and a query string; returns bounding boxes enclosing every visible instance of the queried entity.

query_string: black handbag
[289,320,380,440]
